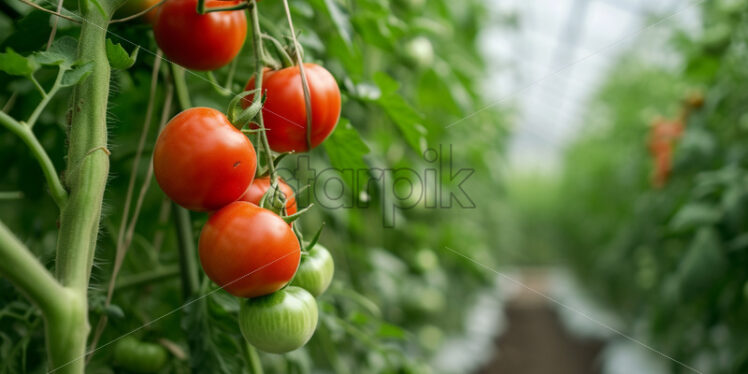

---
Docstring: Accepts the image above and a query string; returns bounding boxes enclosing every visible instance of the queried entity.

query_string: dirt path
[477,272,605,374]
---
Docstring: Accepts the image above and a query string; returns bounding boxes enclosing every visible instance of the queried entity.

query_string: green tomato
[113,336,168,373]
[239,286,318,354]
[291,244,335,296]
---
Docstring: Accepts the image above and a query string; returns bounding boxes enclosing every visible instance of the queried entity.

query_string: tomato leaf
[323,118,369,193]
[33,37,78,68]
[105,39,139,70]
[61,61,94,87]
[376,322,406,340]
[373,73,428,153]
[0,48,38,76]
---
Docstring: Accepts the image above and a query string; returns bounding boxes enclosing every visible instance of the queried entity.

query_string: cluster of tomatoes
[131,0,341,354]
[647,93,703,188]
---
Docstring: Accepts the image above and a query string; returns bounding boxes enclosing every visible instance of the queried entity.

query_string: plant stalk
[51,3,113,372]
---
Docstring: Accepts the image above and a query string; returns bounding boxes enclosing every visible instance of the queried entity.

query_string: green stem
[170,65,200,299]
[30,75,46,96]
[27,66,65,128]
[204,3,250,12]
[51,4,113,372]
[0,111,67,207]
[172,205,200,298]
[249,1,276,183]
[0,220,68,322]
[245,342,264,374]
[114,264,180,291]
[0,191,23,199]
[172,64,192,109]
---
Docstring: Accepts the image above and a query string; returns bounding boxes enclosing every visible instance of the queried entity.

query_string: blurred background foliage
[506,0,748,372]
[0,0,509,373]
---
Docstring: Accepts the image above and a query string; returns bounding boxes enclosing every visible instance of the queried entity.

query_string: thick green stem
[0,111,67,207]
[51,4,113,372]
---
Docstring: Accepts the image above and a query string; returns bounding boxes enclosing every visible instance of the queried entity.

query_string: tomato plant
[153,107,257,212]
[240,176,297,215]
[243,64,341,152]
[153,0,247,71]
[113,336,168,373]
[291,243,334,296]
[198,201,301,298]
[239,286,318,354]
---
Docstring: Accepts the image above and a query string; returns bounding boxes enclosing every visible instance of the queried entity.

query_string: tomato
[113,336,168,373]
[199,201,301,298]
[243,64,341,152]
[291,244,334,296]
[239,286,318,354]
[115,0,161,23]
[239,176,297,215]
[153,107,257,212]
[153,0,247,71]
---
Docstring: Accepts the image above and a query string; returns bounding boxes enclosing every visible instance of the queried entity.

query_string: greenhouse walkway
[478,272,605,374]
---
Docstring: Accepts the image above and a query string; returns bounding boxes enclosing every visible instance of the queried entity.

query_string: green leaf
[0,48,37,76]
[323,118,370,193]
[374,73,428,153]
[106,39,139,70]
[319,0,352,46]
[33,37,78,68]
[669,203,722,232]
[376,323,406,340]
[61,61,94,87]
[677,228,726,296]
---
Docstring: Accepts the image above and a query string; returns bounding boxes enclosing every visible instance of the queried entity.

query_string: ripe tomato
[113,336,168,373]
[199,201,301,298]
[291,244,334,296]
[153,0,246,71]
[115,0,161,23]
[243,64,341,152]
[153,107,257,212]
[239,286,318,353]
[239,176,297,215]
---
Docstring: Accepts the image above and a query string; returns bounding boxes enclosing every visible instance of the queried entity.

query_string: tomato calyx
[227,88,265,130]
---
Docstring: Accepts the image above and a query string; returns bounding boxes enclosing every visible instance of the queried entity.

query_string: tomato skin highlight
[291,244,334,296]
[244,64,341,152]
[153,107,257,212]
[239,176,297,215]
[239,286,318,354]
[199,201,301,298]
[153,0,247,71]
[113,336,168,373]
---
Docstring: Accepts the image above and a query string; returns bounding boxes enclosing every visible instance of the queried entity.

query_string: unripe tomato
[113,336,168,373]
[291,244,334,296]
[199,201,301,298]
[239,286,318,354]
[115,0,161,23]
[239,176,297,215]
[153,107,257,212]
[243,64,341,152]
[153,0,247,71]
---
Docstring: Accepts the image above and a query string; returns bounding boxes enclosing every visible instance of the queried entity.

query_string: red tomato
[239,176,297,215]
[199,201,301,298]
[243,64,341,152]
[153,0,247,71]
[153,107,257,212]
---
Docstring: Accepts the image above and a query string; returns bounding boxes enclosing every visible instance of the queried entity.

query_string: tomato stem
[281,0,314,151]
[249,0,277,183]
[0,111,67,208]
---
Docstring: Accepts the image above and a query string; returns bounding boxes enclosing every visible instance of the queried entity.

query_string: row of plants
[529,1,748,372]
